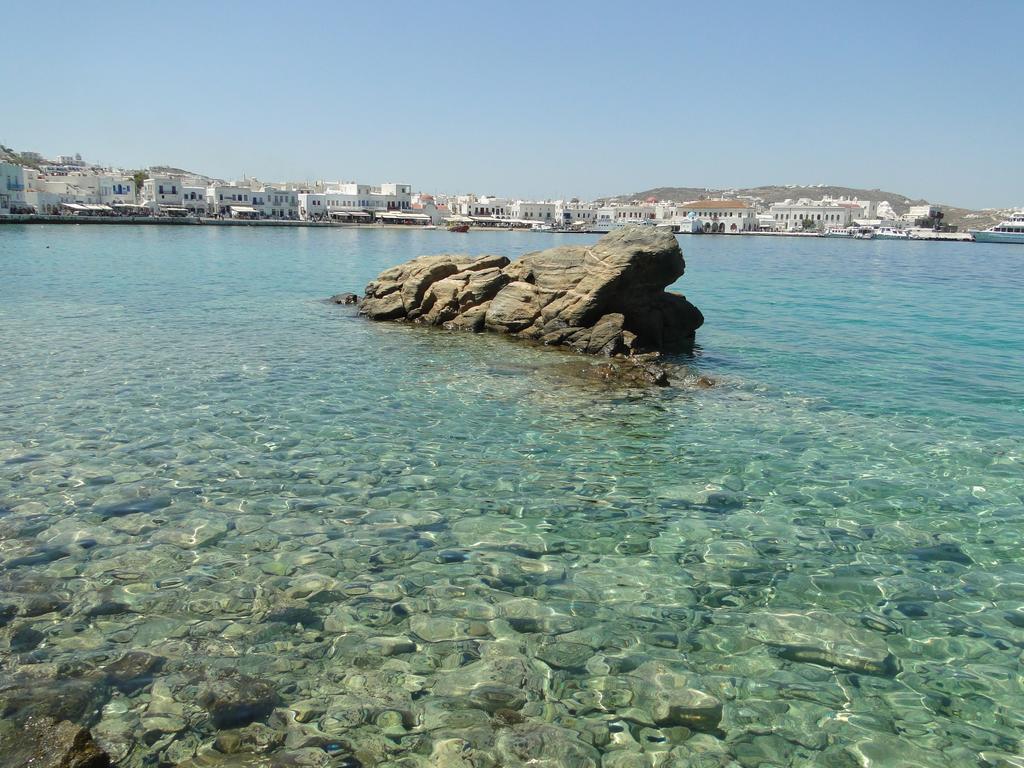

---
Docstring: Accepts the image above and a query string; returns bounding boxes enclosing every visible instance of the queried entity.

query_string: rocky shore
[341,228,704,386]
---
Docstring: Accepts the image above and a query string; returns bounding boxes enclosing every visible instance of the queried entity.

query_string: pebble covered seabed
[1,226,1023,768]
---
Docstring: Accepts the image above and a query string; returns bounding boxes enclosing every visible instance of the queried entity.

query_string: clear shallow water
[0,225,1022,767]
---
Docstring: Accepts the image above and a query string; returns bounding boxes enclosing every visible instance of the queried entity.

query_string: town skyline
[2,142,1015,222]
[5,1,1023,210]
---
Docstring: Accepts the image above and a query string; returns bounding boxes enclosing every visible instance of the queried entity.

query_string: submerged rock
[353,228,703,367]
[198,673,280,729]
[0,716,111,768]
[0,674,110,725]
[213,722,286,755]
[751,610,900,677]
[329,292,359,305]
[104,651,166,694]
[627,661,723,732]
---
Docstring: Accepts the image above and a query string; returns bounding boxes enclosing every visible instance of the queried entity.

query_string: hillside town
[0,149,1009,239]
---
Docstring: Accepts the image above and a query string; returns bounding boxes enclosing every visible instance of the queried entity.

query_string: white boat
[874,227,911,240]
[969,212,1024,244]
[824,226,854,238]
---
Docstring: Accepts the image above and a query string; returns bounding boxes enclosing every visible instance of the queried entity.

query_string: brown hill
[607,184,1000,231]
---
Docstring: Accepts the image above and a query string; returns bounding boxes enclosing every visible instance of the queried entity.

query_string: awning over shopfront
[61,203,115,212]
[377,212,431,221]
[230,206,258,214]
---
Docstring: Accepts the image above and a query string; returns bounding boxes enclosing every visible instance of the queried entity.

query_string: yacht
[874,227,910,240]
[969,212,1024,244]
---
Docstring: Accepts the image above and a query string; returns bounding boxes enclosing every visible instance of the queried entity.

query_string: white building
[297,182,412,221]
[555,200,599,227]
[297,192,325,220]
[94,174,137,204]
[0,162,27,213]
[510,200,557,222]
[904,204,939,223]
[876,201,898,221]
[23,171,107,214]
[677,200,758,232]
[412,198,448,225]
[142,176,185,212]
[207,184,258,217]
[182,185,207,215]
[768,199,853,232]
[457,195,509,218]
[262,186,299,219]
[12,169,136,213]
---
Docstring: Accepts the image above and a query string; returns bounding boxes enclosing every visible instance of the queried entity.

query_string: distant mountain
[609,185,926,212]
[150,165,207,178]
[604,184,1003,231]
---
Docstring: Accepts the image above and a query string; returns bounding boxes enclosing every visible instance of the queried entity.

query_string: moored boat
[447,223,470,233]
[824,227,852,238]
[969,212,1024,244]
[874,227,910,240]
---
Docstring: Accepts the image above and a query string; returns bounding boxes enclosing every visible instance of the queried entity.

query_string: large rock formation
[358,228,703,357]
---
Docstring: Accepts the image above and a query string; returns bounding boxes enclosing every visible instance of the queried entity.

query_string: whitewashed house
[207,184,258,217]
[182,185,207,215]
[0,162,27,213]
[142,176,185,212]
[262,187,299,219]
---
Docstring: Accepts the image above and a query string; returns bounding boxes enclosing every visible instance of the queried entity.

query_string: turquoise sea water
[1,225,1022,767]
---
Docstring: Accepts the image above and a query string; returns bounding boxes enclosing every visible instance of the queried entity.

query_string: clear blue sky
[4,1,1021,208]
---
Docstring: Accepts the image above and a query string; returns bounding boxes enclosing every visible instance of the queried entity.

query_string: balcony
[6,182,25,191]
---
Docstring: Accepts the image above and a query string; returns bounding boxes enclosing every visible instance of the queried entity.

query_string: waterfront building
[555,200,600,227]
[456,196,509,218]
[510,200,557,222]
[411,198,448,225]
[13,168,137,213]
[768,199,853,232]
[904,204,940,224]
[591,204,657,232]
[297,182,412,221]
[206,184,257,217]
[182,185,207,216]
[142,176,185,212]
[22,171,110,213]
[180,183,205,214]
[0,162,27,214]
[612,203,658,224]
[674,200,758,233]
[262,186,299,220]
